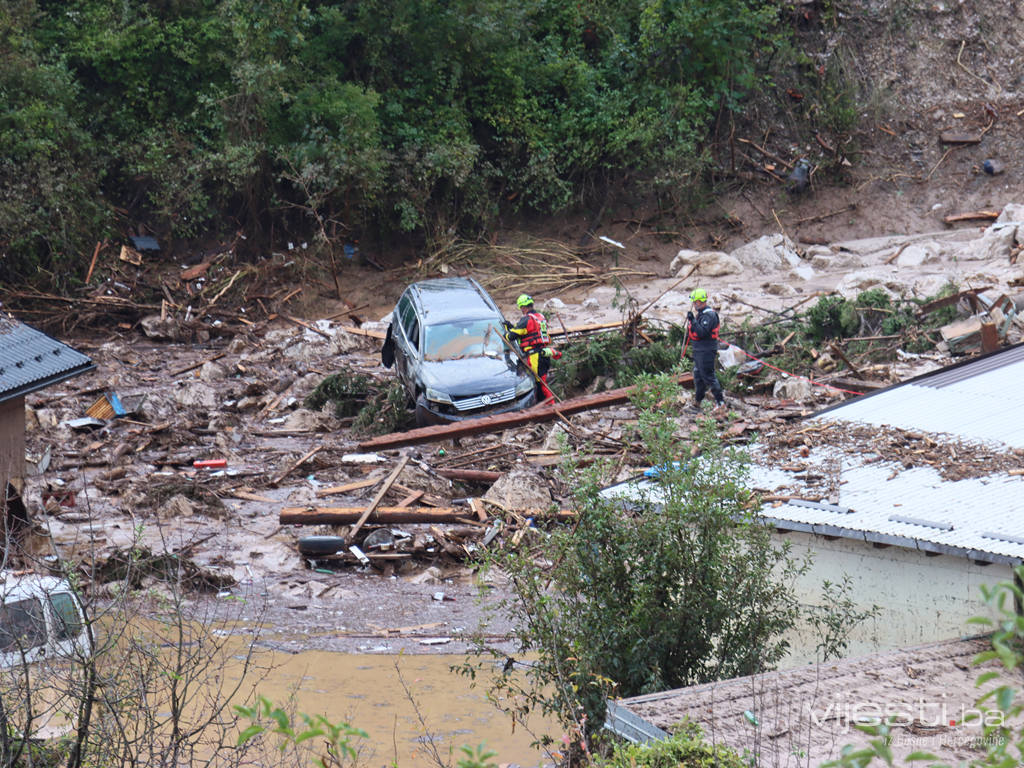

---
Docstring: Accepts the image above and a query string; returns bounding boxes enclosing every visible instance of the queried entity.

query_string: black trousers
[692,349,723,404]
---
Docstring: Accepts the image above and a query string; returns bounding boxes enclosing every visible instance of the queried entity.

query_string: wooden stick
[315,477,381,498]
[884,243,910,265]
[270,446,323,486]
[828,342,866,381]
[282,314,332,339]
[636,265,698,316]
[736,138,794,171]
[169,353,226,378]
[396,490,424,508]
[86,240,105,283]
[345,456,410,544]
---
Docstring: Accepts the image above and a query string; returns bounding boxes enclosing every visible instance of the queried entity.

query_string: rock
[810,251,866,271]
[582,297,600,310]
[408,566,443,585]
[896,245,934,268]
[226,337,248,355]
[670,250,701,275]
[731,234,802,273]
[140,315,178,341]
[835,270,907,300]
[803,245,833,259]
[158,494,195,519]
[773,377,812,402]
[695,252,744,277]
[483,465,552,510]
[955,225,1016,261]
[787,266,816,281]
[282,408,338,433]
[170,381,218,409]
[913,274,953,297]
[199,361,228,381]
[235,395,262,412]
[996,204,1024,224]
[765,283,798,297]
[542,297,566,311]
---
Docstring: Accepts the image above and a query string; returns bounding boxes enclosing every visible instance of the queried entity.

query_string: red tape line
[734,347,863,396]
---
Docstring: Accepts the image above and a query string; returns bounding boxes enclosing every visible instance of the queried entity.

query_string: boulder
[670,250,701,275]
[226,337,248,355]
[896,245,934,268]
[542,297,566,311]
[730,234,802,273]
[158,494,196,520]
[996,203,1024,224]
[140,315,179,341]
[170,381,218,409]
[695,252,744,277]
[282,408,339,433]
[199,361,228,381]
[483,465,552,511]
[913,274,953,297]
[835,270,907,300]
[773,377,812,402]
[787,266,816,282]
[955,225,1016,261]
[810,252,866,271]
[765,283,798,297]
[582,297,600,309]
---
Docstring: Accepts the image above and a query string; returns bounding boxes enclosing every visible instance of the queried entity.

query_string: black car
[381,278,537,426]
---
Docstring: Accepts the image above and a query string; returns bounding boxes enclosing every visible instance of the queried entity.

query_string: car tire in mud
[297,536,347,556]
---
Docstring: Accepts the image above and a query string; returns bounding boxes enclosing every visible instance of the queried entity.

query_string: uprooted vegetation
[304,368,410,436]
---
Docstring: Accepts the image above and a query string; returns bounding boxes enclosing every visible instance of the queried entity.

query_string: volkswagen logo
[481,394,492,405]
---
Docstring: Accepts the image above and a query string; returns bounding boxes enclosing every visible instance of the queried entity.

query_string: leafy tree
[463,374,809,746]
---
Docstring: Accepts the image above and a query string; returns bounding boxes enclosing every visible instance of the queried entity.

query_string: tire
[297,536,347,556]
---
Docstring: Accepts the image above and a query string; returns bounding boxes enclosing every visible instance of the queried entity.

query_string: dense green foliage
[462,374,810,746]
[2,0,780,286]
[304,368,409,435]
[599,722,748,768]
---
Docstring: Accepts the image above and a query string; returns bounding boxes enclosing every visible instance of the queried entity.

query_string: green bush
[600,721,747,768]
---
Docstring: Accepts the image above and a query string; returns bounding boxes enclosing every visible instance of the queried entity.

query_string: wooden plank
[283,313,332,339]
[270,446,322,486]
[346,456,410,543]
[337,325,387,340]
[469,498,488,523]
[434,469,504,483]
[232,491,278,503]
[981,321,1000,353]
[357,373,694,451]
[548,321,627,338]
[939,133,981,145]
[315,477,381,498]
[943,211,1000,224]
[396,490,424,508]
[916,287,991,318]
[829,378,887,393]
[280,506,577,525]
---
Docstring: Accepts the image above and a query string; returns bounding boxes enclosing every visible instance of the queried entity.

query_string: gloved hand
[502,319,512,331]
[541,347,555,358]
[686,311,695,324]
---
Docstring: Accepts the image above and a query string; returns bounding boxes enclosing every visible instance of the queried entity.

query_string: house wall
[776,530,1012,669]
[0,396,26,490]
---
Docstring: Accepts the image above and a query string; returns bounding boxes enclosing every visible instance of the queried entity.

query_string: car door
[394,294,422,400]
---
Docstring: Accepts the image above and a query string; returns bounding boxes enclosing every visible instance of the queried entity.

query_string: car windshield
[423,320,506,361]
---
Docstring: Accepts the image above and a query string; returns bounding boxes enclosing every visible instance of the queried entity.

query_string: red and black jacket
[688,306,720,352]
[507,310,550,353]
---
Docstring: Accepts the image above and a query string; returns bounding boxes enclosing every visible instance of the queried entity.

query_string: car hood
[418,355,528,397]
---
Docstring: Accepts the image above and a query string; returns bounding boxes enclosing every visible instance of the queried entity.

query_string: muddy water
[231,650,556,768]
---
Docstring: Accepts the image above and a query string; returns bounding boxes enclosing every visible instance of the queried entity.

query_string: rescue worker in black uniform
[686,288,725,412]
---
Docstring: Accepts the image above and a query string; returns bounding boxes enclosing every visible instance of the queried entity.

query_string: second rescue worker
[686,288,725,412]
[505,294,560,401]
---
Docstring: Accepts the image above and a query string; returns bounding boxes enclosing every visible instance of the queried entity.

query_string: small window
[398,297,420,351]
[49,592,83,641]
[0,598,48,653]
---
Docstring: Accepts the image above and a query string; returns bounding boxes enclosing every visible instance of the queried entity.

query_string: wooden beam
[280,506,577,525]
[434,469,504,483]
[358,373,693,451]
[943,211,999,224]
[829,377,887,393]
[346,456,410,543]
[938,133,980,145]
[315,477,381,497]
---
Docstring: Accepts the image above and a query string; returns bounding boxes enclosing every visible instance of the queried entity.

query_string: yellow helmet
[689,288,708,302]
[516,294,534,308]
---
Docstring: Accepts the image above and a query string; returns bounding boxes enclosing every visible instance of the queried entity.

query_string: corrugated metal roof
[812,342,1024,446]
[0,315,95,403]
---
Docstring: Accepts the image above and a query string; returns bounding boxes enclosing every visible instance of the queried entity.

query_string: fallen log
[280,506,576,525]
[434,469,504,483]
[358,373,694,451]
[943,211,1000,224]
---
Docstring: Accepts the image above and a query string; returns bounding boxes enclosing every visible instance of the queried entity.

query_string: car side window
[0,598,47,653]
[399,296,420,352]
[49,592,83,641]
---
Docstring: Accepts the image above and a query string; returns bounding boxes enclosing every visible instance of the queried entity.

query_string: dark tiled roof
[0,315,95,403]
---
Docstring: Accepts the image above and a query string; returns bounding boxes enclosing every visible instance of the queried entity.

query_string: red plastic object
[193,459,227,469]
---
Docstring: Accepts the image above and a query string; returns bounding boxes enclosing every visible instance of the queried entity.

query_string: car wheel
[415,394,430,429]
[297,536,347,556]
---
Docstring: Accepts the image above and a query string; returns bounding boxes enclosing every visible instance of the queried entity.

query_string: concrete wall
[776,530,1011,669]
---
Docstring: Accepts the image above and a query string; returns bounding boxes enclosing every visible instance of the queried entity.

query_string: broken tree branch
[346,456,410,543]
